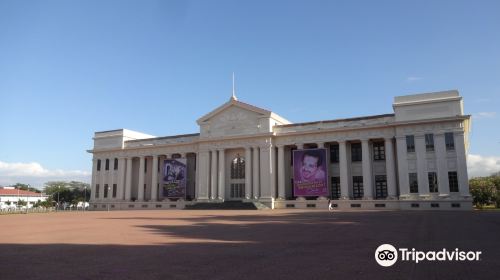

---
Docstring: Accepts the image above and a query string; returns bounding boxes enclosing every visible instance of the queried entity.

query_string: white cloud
[406,76,422,82]
[0,161,91,189]
[468,154,500,178]
[473,112,497,119]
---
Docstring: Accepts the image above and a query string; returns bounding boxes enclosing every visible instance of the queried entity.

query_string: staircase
[185,201,259,210]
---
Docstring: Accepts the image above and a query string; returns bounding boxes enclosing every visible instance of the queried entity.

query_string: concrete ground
[0,210,499,280]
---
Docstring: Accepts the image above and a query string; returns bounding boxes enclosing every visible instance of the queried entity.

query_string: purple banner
[162,158,187,198]
[293,148,328,197]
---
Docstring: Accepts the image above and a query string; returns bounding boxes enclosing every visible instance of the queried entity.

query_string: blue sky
[0,0,499,187]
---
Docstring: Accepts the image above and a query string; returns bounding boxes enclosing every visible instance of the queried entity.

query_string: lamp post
[57,185,61,212]
[107,185,111,212]
[26,184,30,214]
[83,186,87,212]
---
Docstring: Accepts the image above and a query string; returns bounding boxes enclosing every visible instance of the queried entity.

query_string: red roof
[0,189,45,196]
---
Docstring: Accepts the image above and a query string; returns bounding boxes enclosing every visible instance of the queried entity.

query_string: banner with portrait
[162,158,187,198]
[293,148,328,197]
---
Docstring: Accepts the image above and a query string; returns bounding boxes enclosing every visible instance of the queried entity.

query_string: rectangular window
[112,184,117,198]
[144,160,147,173]
[97,160,101,171]
[373,142,385,161]
[425,134,435,152]
[105,159,109,170]
[114,158,118,170]
[104,184,109,198]
[330,144,339,163]
[352,176,364,199]
[331,177,340,199]
[445,132,455,150]
[409,173,418,193]
[95,184,100,198]
[290,148,297,166]
[406,135,415,153]
[428,172,438,193]
[375,175,387,199]
[448,171,459,192]
[158,157,161,172]
[351,143,362,162]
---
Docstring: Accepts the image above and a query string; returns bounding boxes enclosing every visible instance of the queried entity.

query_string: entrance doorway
[228,154,245,200]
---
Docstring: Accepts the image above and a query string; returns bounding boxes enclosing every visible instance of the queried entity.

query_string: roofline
[125,133,200,143]
[95,129,124,134]
[277,114,395,128]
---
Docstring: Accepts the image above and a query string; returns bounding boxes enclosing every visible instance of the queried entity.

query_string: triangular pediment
[197,99,271,124]
[197,98,291,138]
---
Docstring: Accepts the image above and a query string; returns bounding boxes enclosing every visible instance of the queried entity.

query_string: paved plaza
[0,210,499,280]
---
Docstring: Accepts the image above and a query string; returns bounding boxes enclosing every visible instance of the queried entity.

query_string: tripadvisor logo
[375,244,482,267]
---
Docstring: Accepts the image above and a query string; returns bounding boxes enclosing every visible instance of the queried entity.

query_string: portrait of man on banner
[163,158,187,198]
[293,148,328,197]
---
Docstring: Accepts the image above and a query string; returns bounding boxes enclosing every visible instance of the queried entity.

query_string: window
[409,173,418,193]
[406,135,415,153]
[373,142,385,160]
[114,158,118,170]
[104,184,109,198]
[330,144,339,163]
[157,157,161,172]
[448,172,459,192]
[144,160,147,173]
[95,184,100,198]
[230,155,245,179]
[428,172,438,193]
[290,148,297,166]
[375,175,387,199]
[97,160,101,171]
[425,134,434,152]
[352,176,363,199]
[351,143,362,162]
[105,159,109,170]
[331,177,340,199]
[112,184,117,198]
[445,132,455,150]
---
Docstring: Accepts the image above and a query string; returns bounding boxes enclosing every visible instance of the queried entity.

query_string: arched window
[230,155,245,179]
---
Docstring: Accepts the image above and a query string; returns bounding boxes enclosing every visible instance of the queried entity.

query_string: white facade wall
[88,90,472,210]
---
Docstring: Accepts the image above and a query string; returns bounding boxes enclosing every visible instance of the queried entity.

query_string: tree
[10,183,41,193]
[469,177,496,208]
[43,181,90,205]
[17,199,27,207]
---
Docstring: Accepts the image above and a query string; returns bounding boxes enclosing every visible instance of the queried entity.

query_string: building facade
[0,187,49,209]
[88,90,472,210]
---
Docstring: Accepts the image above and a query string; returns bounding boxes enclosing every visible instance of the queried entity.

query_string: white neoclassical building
[88,89,472,210]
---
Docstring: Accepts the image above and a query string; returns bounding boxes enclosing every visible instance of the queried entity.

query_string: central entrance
[226,149,245,200]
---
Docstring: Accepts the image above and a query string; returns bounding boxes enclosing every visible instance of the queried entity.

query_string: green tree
[10,183,41,193]
[469,177,496,208]
[43,181,90,205]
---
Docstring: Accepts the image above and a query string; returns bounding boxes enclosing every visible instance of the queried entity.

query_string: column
[137,156,145,201]
[210,150,218,200]
[90,158,98,201]
[253,146,260,199]
[361,139,373,199]
[415,135,429,195]
[277,145,286,199]
[338,141,349,199]
[384,138,397,198]
[317,142,327,200]
[454,132,470,196]
[125,157,133,201]
[435,133,450,196]
[118,157,126,200]
[245,147,253,199]
[218,149,225,200]
[260,144,272,199]
[151,155,159,202]
[196,151,210,200]
[396,136,410,196]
